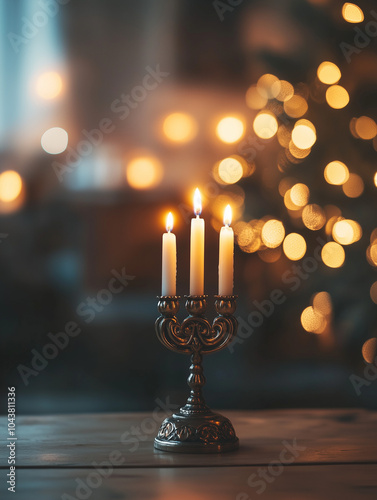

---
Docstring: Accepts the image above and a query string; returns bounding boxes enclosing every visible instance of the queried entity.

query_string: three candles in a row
[162,188,234,297]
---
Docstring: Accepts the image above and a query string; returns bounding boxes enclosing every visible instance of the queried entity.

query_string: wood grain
[1,409,376,468]
[8,465,377,499]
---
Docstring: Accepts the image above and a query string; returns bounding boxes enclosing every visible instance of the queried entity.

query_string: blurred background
[1,0,377,415]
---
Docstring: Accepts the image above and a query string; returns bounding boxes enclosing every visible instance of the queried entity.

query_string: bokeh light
[257,74,280,99]
[273,80,294,102]
[284,189,301,211]
[253,112,278,139]
[302,204,326,230]
[370,282,377,304]
[313,291,332,316]
[317,62,341,85]
[324,161,349,185]
[374,172,377,187]
[290,183,310,207]
[218,157,244,184]
[0,171,23,202]
[258,247,282,263]
[246,85,268,109]
[235,219,263,253]
[36,71,63,100]
[277,125,292,148]
[162,112,197,143]
[342,173,364,198]
[283,233,307,260]
[41,127,68,154]
[367,243,377,267]
[288,141,312,159]
[261,219,285,248]
[362,338,377,364]
[354,116,377,140]
[291,120,316,149]
[342,3,364,23]
[332,219,362,245]
[126,156,163,189]
[284,95,308,118]
[301,306,326,334]
[326,85,349,109]
[216,116,245,143]
[321,242,345,268]
[235,222,254,246]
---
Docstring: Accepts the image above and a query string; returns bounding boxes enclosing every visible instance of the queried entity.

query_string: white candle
[190,188,205,295]
[162,212,176,296]
[218,204,234,295]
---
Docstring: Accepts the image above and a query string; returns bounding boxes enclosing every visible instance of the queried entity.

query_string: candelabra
[154,294,239,453]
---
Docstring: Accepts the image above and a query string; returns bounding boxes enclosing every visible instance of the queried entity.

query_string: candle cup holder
[154,294,239,453]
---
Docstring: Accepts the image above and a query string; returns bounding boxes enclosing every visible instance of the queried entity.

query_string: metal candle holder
[154,294,239,453]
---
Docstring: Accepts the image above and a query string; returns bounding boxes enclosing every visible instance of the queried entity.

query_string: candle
[190,188,205,295]
[218,204,234,295]
[162,212,176,296]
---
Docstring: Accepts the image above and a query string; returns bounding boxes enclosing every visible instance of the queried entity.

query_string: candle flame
[224,204,232,226]
[194,188,202,216]
[166,212,174,232]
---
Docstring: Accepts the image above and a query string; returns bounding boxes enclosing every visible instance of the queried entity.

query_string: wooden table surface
[1,409,377,498]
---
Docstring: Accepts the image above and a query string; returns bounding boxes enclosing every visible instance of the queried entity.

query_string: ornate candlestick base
[154,295,239,453]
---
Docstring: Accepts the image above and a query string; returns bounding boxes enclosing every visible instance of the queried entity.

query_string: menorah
[154,294,239,453]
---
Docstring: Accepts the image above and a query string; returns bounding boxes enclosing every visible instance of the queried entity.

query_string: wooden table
[1,409,377,498]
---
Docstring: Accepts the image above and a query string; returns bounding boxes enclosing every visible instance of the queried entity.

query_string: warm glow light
[246,85,268,109]
[374,172,377,187]
[194,188,202,216]
[218,157,243,184]
[321,242,345,268]
[302,204,326,230]
[332,220,353,245]
[332,219,362,245]
[224,204,232,226]
[284,189,301,211]
[290,183,309,207]
[368,244,377,267]
[0,171,23,202]
[279,177,296,196]
[126,156,163,190]
[284,95,308,118]
[313,292,332,316]
[283,233,307,260]
[261,219,285,248]
[342,3,364,23]
[370,282,377,304]
[216,116,245,143]
[166,212,173,232]
[288,141,312,159]
[362,338,377,364]
[342,173,364,198]
[41,127,68,154]
[291,120,316,149]
[162,112,197,143]
[36,71,63,100]
[326,85,349,109]
[257,74,280,99]
[317,62,341,85]
[324,161,349,185]
[277,125,292,148]
[355,116,377,140]
[301,306,326,334]
[258,247,281,263]
[274,80,294,102]
[253,112,278,139]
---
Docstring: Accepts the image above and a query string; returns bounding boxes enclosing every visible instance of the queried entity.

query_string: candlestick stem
[181,350,208,414]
